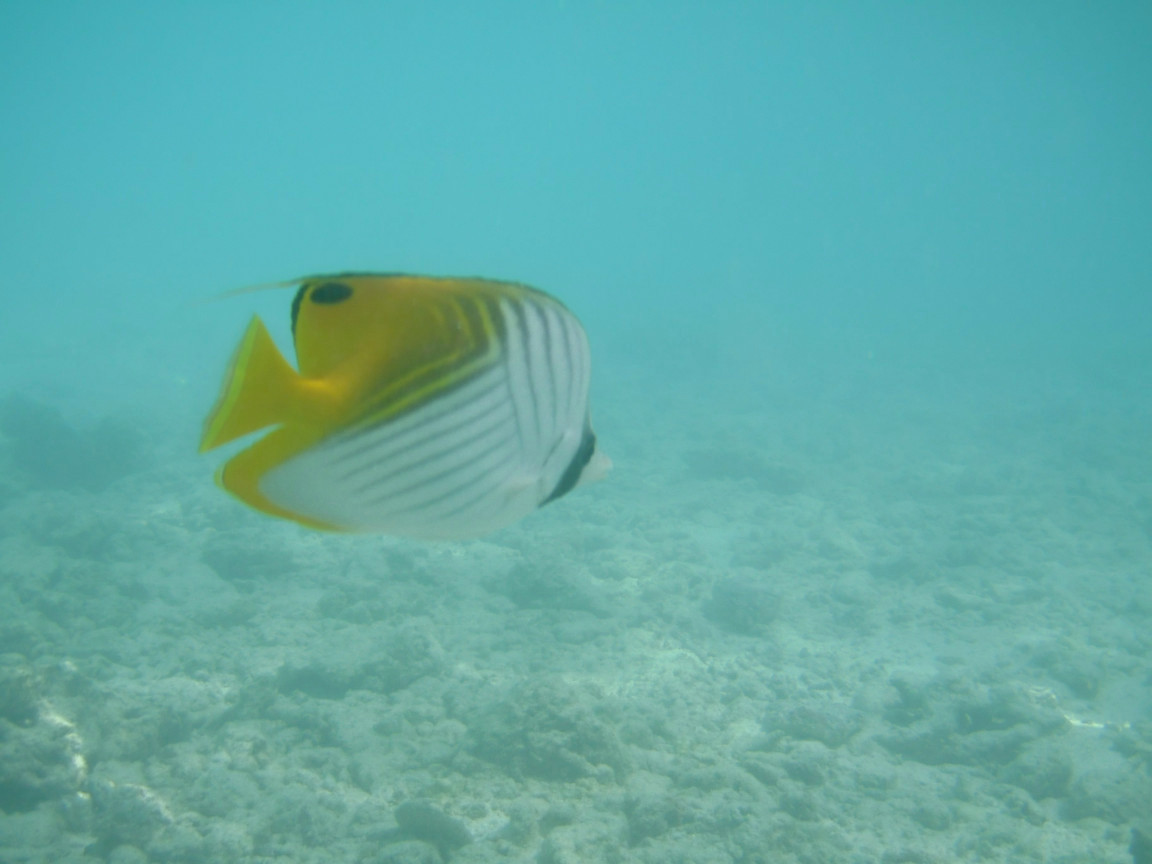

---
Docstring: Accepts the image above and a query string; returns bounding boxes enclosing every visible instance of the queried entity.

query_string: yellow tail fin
[200,317,299,452]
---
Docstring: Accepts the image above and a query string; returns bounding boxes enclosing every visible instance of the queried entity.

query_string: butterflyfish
[199,273,610,539]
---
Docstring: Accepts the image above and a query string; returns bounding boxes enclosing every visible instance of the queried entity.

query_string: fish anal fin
[215,426,344,531]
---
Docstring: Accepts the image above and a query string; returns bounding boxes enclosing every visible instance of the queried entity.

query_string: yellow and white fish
[200,273,609,539]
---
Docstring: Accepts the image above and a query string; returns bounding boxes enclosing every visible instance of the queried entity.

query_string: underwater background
[1,2,1150,862]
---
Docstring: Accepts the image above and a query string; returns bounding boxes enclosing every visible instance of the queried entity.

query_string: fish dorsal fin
[290,275,507,394]
[188,277,304,309]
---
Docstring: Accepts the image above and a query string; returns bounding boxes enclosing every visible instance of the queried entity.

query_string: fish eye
[311,282,353,304]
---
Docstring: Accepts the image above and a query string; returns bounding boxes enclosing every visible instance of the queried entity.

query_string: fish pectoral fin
[496,471,550,510]
[200,316,303,452]
[579,449,613,486]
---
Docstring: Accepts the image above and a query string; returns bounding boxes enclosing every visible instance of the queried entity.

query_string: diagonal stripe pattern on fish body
[200,273,610,539]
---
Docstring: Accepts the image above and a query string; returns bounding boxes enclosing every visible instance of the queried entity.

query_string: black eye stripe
[311,282,353,304]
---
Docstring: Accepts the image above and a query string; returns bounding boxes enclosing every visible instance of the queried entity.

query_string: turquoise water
[1,3,1150,862]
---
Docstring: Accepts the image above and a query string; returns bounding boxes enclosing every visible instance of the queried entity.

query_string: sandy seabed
[0,364,1149,864]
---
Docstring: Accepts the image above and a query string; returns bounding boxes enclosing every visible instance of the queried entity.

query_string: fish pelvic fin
[200,316,301,452]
